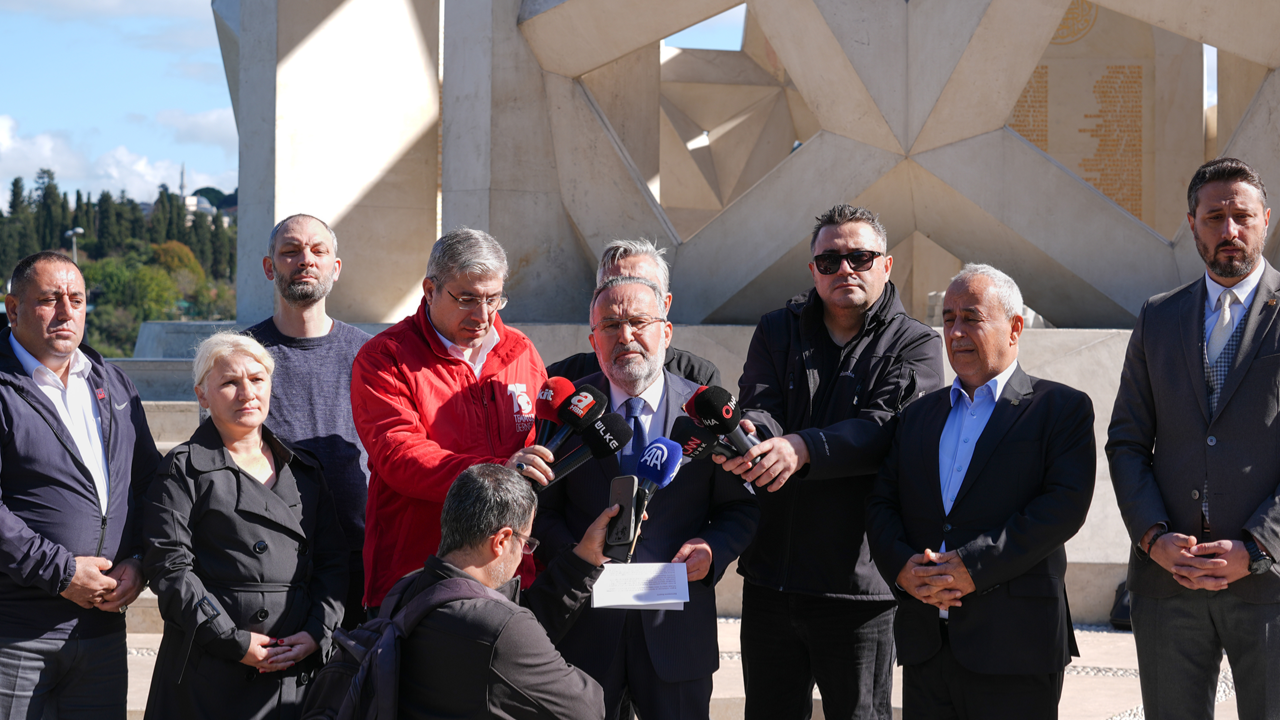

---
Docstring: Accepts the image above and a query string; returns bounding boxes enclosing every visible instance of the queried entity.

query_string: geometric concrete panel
[741,8,787,83]
[662,83,781,134]
[659,46,780,87]
[911,0,1070,154]
[582,43,661,197]
[810,0,909,152]
[913,128,1178,323]
[1216,51,1271,157]
[659,104,722,211]
[544,72,678,255]
[890,231,963,322]
[272,0,440,323]
[852,160,919,247]
[517,0,740,77]
[785,87,821,142]
[212,0,241,125]
[904,0,995,152]
[1094,0,1280,69]
[751,0,903,154]
[907,157,1136,327]
[670,131,902,323]
[725,92,797,202]
[708,93,783,203]
[1151,28,1205,240]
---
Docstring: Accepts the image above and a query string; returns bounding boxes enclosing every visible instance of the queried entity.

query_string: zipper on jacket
[94,514,107,557]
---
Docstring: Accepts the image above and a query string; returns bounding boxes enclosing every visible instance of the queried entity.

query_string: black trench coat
[143,420,347,720]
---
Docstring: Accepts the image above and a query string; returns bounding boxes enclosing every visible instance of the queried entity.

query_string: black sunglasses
[812,250,882,275]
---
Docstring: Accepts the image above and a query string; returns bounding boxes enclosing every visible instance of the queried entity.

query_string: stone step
[141,400,201,446]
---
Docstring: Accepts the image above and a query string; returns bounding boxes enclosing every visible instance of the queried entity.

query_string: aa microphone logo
[641,444,668,468]
[569,392,596,418]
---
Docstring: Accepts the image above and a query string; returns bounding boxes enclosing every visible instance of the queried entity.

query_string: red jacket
[352,299,547,607]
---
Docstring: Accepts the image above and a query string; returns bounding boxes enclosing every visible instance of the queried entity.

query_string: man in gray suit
[1108,157,1280,720]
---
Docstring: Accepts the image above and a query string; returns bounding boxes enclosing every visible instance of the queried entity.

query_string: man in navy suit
[866,264,1095,719]
[533,275,759,720]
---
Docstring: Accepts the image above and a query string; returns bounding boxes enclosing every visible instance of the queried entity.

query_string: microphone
[670,416,737,461]
[682,386,712,426]
[606,438,683,563]
[534,376,576,447]
[543,384,608,455]
[686,386,760,462]
[539,412,632,489]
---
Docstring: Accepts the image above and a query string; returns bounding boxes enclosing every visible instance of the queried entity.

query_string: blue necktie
[621,397,647,474]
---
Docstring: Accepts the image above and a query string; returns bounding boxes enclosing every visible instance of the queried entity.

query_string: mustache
[1216,239,1246,252]
[611,342,647,361]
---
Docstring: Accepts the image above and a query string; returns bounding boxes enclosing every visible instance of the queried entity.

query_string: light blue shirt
[937,361,1020,540]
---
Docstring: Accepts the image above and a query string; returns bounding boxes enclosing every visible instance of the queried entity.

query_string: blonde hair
[192,331,275,391]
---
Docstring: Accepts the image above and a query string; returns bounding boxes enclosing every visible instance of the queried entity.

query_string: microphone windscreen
[636,437,683,491]
[690,385,742,434]
[681,386,710,425]
[557,384,608,431]
[670,415,722,461]
[581,412,633,458]
[536,376,576,423]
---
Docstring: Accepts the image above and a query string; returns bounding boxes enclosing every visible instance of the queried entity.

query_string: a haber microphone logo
[569,392,596,418]
[641,444,668,469]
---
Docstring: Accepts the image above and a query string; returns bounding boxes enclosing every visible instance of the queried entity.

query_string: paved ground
[124,621,1241,719]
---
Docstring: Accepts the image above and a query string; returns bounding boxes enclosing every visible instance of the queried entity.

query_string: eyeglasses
[511,531,539,555]
[591,315,666,337]
[446,289,509,312]
[812,250,883,275]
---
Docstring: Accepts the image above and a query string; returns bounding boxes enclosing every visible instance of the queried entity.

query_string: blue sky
[0,1,1213,214]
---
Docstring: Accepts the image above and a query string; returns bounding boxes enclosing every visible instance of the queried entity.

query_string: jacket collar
[790,280,905,342]
[411,297,522,378]
[186,418,310,473]
[950,364,1035,510]
[425,555,519,602]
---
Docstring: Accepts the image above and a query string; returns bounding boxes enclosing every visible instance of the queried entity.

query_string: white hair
[192,331,275,391]
[950,264,1023,320]
[597,238,669,296]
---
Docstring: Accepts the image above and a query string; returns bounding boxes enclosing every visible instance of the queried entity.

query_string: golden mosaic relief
[1078,65,1144,218]
[1009,65,1049,153]
[1051,0,1098,45]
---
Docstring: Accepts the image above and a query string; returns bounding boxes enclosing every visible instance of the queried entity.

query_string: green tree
[96,191,120,255]
[7,178,38,260]
[193,186,226,208]
[32,169,68,251]
[210,211,230,280]
[189,211,212,272]
[153,240,205,283]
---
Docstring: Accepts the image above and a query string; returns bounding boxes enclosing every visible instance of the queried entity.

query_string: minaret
[180,163,186,198]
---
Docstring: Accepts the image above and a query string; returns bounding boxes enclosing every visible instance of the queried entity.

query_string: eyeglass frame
[510,530,540,555]
[811,250,884,275]
[445,289,509,312]
[590,314,667,338]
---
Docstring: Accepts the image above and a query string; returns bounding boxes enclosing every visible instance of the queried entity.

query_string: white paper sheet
[591,562,690,610]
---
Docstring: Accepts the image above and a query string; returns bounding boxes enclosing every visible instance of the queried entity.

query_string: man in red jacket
[352,228,552,614]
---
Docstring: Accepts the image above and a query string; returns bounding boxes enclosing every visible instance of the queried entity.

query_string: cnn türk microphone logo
[641,444,668,468]
[569,392,596,418]
[681,437,705,455]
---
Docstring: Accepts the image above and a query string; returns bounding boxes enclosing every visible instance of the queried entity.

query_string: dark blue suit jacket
[532,370,759,683]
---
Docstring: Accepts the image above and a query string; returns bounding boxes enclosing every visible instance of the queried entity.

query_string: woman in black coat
[143,332,346,720]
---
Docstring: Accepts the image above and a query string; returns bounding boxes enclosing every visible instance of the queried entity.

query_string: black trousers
[600,610,713,720]
[740,582,896,720]
[1131,589,1280,720]
[901,621,1062,720]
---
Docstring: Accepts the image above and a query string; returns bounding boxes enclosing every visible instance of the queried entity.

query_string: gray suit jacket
[1107,261,1280,602]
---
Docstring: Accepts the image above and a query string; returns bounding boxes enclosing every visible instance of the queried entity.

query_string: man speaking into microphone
[533,275,759,720]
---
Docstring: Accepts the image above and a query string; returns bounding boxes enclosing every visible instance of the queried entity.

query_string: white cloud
[156,107,237,158]
[0,115,235,213]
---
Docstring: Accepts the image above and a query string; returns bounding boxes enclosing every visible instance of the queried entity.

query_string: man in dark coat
[546,238,720,387]
[534,276,759,720]
[866,264,1095,719]
[398,463,613,720]
[0,251,161,719]
[716,205,944,719]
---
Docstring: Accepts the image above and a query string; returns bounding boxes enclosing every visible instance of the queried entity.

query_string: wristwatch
[1244,539,1274,575]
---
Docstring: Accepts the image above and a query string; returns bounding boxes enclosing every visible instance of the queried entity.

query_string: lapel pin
[1268,298,1276,307]
[95,388,106,400]
[1010,398,1020,406]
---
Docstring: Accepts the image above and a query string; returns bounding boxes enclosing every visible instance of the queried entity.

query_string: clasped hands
[240,631,319,673]
[896,548,977,611]
[1146,528,1252,590]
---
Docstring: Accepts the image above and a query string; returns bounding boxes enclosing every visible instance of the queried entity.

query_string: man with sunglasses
[716,204,945,719]
[352,228,552,617]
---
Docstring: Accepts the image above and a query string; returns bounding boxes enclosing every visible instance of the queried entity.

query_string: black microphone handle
[534,419,554,447]
[543,423,575,455]
[536,444,595,491]
[722,426,761,466]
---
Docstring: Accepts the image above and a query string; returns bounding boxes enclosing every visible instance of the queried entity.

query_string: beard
[604,341,664,394]
[274,261,336,305]
[1194,227,1264,279]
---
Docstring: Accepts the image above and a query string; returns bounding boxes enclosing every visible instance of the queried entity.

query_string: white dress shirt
[433,326,501,379]
[9,334,110,513]
[1204,263,1264,341]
